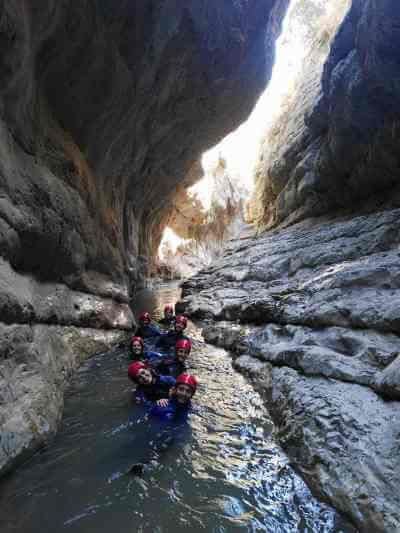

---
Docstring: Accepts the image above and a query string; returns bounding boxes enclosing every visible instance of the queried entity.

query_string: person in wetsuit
[151,373,198,421]
[155,315,189,350]
[128,373,198,475]
[127,361,175,405]
[158,304,176,328]
[129,336,162,362]
[134,312,161,338]
[151,338,192,378]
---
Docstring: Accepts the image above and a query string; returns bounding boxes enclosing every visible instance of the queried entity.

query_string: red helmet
[139,311,151,323]
[130,336,144,349]
[128,361,148,382]
[175,338,192,354]
[164,304,174,313]
[175,315,187,329]
[176,373,197,393]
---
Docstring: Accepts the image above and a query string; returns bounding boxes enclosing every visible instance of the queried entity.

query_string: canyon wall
[178,1,400,531]
[248,0,400,229]
[0,0,289,476]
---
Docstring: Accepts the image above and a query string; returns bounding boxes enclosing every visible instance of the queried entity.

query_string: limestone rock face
[1,0,289,284]
[234,359,400,533]
[179,3,400,529]
[249,0,400,229]
[180,204,400,532]
[0,0,289,475]
[0,324,127,477]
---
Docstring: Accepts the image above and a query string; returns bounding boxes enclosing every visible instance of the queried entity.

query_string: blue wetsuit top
[143,350,163,362]
[134,324,161,338]
[130,349,162,362]
[134,374,176,405]
[150,397,192,423]
[155,331,190,349]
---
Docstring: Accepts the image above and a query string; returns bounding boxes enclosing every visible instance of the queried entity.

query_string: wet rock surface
[249,0,400,229]
[0,1,288,474]
[0,0,288,284]
[181,207,400,532]
[0,324,128,477]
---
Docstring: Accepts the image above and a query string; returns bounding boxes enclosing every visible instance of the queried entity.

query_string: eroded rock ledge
[177,204,400,532]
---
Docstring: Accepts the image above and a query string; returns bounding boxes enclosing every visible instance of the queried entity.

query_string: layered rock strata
[0,1,289,475]
[180,4,400,528]
[178,205,400,532]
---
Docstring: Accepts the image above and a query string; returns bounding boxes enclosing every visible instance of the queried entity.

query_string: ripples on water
[0,281,356,532]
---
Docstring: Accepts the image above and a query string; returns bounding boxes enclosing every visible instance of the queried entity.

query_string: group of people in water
[127,305,198,424]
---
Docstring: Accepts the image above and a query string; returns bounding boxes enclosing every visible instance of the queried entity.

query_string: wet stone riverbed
[0,281,357,532]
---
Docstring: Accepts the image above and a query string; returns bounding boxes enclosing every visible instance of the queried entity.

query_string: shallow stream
[0,281,356,532]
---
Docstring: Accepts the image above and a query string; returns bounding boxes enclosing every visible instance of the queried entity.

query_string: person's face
[175,384,193,404]
[136,368,153,385]
[176,348,188,363]
[165,310,173,319]
[141,318,150,326]
[174,322,184,333]
[131,341,143,355]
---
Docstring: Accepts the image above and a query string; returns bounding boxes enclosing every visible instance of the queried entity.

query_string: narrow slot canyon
[0,1,400,532]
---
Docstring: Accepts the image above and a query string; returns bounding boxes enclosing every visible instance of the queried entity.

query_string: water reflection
[0,281,357,532]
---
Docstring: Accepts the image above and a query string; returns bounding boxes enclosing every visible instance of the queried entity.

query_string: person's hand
[156,398,169,407]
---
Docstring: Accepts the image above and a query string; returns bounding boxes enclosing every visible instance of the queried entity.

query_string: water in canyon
[0,281,357,532]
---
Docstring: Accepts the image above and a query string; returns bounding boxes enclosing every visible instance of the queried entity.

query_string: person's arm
[158,375,176,387]
[143,350,162,362]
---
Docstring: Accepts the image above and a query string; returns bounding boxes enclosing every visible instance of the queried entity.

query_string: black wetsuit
[134,324,161,338]
[134,374,176,405]
[156,331,190,350]
[152,356,186,378]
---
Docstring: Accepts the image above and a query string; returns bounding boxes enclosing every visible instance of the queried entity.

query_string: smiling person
[129,336,162,362]
[134,311,161,338]
[150,373,198,422]
[158,304,176,328]
[155,314,190,350]
[128,373,198,476]
[127,361,175,405]
[152,338,192,378]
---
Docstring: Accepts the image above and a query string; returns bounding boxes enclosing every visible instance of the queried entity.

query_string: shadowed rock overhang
[0,0,290,477]
[1,0,289,291]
